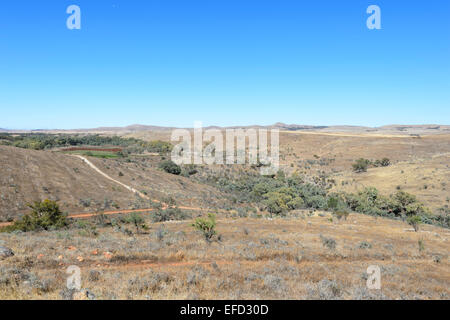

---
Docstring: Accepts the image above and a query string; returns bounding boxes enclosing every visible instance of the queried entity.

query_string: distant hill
[1,123,449,135]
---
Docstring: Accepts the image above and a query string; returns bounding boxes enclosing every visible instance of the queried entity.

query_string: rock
[85,289,96,300]
[0,246,14,259]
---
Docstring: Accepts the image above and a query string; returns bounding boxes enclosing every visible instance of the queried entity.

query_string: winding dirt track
[0,155,224,228]
[74,155,152,201]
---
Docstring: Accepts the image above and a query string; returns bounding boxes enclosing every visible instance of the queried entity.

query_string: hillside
[124,129,450,210]
[0,146,230,220]
[279,132,450,210]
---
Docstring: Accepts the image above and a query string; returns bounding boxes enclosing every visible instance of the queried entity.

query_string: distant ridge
[1,123,449,135]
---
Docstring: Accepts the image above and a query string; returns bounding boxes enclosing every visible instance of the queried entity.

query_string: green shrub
[159,160,181,175]
[3,200,67,232]
[358,241,372,249]
[327,196,339,211]
[126,212,148,234]
[373,158,391,167]
[380,158,390,167]
[182,164,198,176]
[192,213,217,242]
[305,195,327,209]
[75,220,98,237]
[287,197,304,210]
[352,158,370,173]
[146,140,173,153]
[390,191,426,218]
[263,192,292,216]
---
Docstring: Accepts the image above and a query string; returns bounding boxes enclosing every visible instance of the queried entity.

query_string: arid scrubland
[0,127,449,300]
[0,212,448,300]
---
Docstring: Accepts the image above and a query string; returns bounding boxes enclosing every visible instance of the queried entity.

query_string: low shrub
[320,235,336,250]
[152,207,190,222]
[3,200,67,232]
[159,160,181,175]
[192,213,217,242]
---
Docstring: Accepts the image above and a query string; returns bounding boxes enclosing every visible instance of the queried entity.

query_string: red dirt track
[0,205,226,228]
[62,147,123,152]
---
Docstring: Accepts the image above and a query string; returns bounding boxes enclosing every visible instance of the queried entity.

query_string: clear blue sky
[0,0,449,129]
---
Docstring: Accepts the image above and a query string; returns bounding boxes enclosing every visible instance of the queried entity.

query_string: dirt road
[73,155,152,201]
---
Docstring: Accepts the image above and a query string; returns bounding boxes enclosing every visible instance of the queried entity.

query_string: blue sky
[0,0,449,129]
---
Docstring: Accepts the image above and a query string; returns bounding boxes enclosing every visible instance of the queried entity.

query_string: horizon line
[1,123,449,132]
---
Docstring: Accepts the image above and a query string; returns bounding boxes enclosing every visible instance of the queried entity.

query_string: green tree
[390,191,423,217]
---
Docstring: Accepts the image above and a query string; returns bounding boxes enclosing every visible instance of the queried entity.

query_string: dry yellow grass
[332,154,450,209]
[1,212,448,300]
